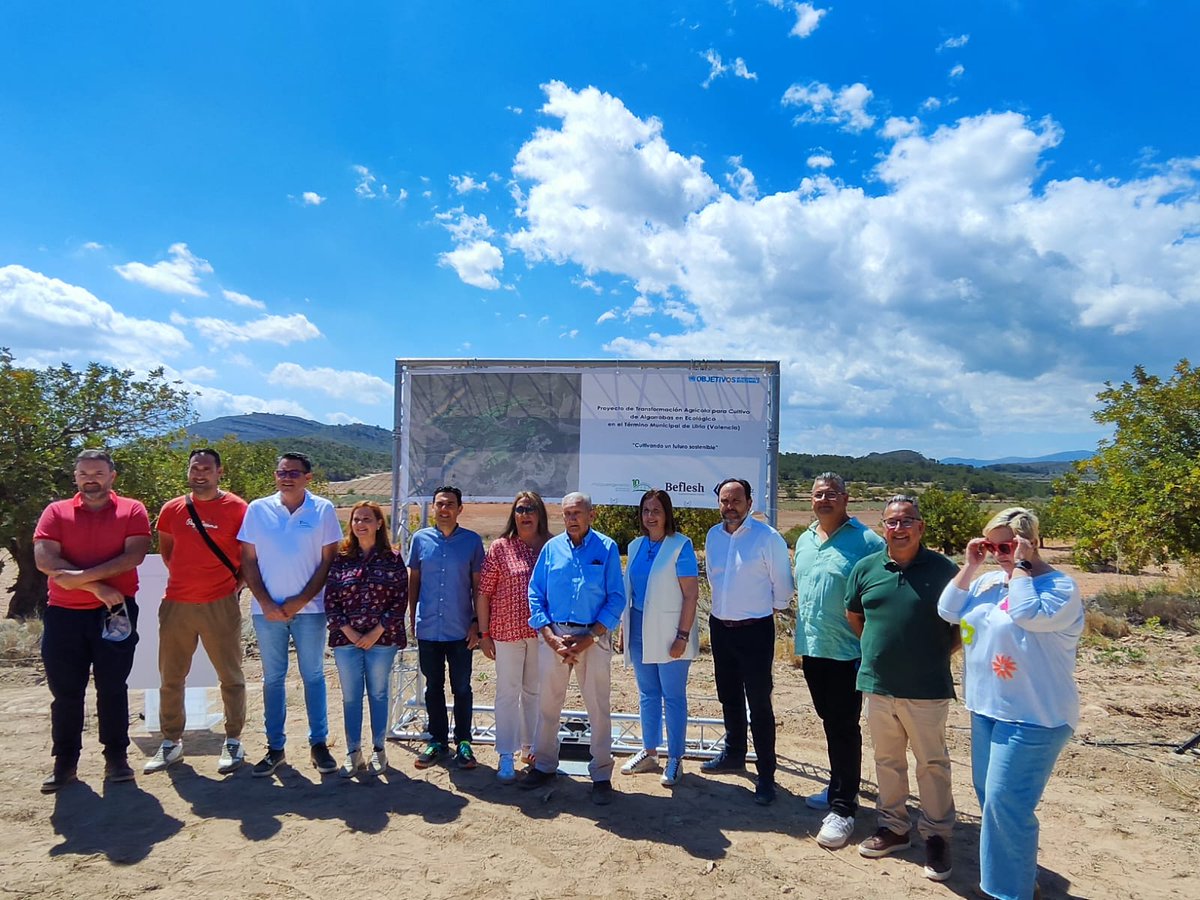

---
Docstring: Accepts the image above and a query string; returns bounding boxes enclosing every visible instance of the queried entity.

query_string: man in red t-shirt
[34,449,151,793]
[144,448,249,776]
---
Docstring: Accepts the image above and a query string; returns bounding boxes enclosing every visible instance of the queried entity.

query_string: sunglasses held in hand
[982,541,1015,555]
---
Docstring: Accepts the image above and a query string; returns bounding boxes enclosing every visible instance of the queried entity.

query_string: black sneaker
[414,741,449,770]
[310,742,337,775]
[753,776,777,806]
[519,767,556,790]
[104,756,136,783]
[454,740,478,769]
[923,835,953,882]
[40,760,78,794]
[252,748,287,778]
[591,780,615,805]
[701,750,746,774]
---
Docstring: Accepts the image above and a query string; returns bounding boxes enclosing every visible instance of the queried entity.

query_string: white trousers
[532,633,614,782]
[493,637,539,756]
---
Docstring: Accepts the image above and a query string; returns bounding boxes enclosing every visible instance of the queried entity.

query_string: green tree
[919,487,984,554]
[0,350,193,618]
[1053,360,1200,571]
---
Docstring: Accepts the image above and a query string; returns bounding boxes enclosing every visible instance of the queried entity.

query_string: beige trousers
[158,592,246,742]
[532,631,614,782]
[865,693,955,839]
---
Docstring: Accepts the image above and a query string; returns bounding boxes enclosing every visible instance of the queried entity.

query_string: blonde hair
[983,507,1039,544]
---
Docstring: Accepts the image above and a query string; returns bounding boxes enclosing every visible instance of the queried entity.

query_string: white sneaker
[620,749,659,775]
[369,747,388,775]
[339,749,365,778]
[816,812,856,849]
[144,740,183,773]
[217,739,244,774]
[497,754,517,783]
[805,787,831,810]
[661,757,683,786]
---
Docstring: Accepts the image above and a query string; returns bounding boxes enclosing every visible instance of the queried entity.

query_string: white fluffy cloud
[438,240,504,290]
[790,3,827,38]
[938,34,970,51]
[701,50,758,88]
[783,81,876,132]
[114,242,212,296]
[301,191,326,206]
[267,362,392,403]
[507,83,1200,455]
[222,289,267,310]
[450,174,489,194]
[0,265,191,368]
[806,153,835,169]
[169,311,322,347]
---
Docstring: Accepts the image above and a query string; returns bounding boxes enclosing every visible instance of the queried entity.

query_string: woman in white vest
[619,489,700,787]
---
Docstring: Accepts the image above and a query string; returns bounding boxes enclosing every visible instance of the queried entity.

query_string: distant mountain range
[940,451,1092,467]
[187,413,392,480]
[188,413,392,452]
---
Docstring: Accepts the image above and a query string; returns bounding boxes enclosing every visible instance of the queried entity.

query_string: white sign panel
[578,369,770,508]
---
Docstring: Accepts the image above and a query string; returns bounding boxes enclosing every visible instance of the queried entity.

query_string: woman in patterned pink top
[477,491,550,783]
[325,501,408,778]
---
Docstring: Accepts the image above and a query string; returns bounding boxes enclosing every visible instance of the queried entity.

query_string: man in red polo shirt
[144,448,249,776]
[34,449,151,793]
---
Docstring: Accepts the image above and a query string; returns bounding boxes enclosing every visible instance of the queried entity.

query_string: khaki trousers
[532,632,614,782]
[865,693,955,839]
[158,592,246,742]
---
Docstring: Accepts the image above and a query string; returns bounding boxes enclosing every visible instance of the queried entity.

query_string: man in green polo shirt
[846,494,958,883]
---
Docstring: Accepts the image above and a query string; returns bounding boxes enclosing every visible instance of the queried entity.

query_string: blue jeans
[972,712,1072,900]
[628,606,692,758]
[334,644,397,752]
[253,613,329,750]
[417,639,474,746]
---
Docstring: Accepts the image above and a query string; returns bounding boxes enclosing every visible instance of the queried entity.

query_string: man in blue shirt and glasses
[521,492,626,805]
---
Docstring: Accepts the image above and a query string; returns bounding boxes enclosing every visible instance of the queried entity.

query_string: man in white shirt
[701,477,794,805]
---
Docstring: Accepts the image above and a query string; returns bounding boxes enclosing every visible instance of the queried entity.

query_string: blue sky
[2,1,1198,460]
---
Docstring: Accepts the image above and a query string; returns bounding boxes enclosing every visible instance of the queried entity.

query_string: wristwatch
[1015,560,1033,571]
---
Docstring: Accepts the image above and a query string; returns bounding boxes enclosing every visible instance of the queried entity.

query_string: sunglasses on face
[514,505,537,515]
[982,541,1015,555]
[274,469,306,479]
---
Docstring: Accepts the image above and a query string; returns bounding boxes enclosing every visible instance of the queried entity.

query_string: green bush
[591,504,721,553]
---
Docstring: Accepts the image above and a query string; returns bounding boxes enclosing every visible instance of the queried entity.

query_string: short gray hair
[812,472,846,494]
[561,491,593,510]
[883,494,920,519]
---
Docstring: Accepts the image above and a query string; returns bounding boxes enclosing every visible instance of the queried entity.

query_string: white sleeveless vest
[622,533,699,665]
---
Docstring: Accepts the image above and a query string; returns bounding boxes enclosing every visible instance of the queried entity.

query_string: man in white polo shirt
[702,477,794,805]
[238,452,343,778]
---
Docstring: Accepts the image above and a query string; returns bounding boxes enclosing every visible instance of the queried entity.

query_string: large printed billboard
[398,361,776,510]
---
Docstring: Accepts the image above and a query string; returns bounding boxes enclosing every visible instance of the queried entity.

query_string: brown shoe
[104,757,136,783]
[858,827,912,858]
[923,835,952,881]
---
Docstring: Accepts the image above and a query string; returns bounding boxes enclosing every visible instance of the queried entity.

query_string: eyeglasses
[274,469,306,479]
[982,541,1015,555]
[514,505,536,515]
[811,492,844,501]
[882,517,920,530]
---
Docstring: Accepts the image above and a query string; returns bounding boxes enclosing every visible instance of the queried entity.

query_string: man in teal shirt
[793,473,884,849]
[846,494,959,882]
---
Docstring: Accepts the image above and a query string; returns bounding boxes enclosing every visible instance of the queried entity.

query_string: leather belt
[709,614,771,628]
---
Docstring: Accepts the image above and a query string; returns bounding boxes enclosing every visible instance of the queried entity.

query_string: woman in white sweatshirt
[938,507,1083,900]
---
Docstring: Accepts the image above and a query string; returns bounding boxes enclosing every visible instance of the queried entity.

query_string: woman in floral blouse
[476,491,550,783]
[938,508,1082,900]
[325,501,408,777]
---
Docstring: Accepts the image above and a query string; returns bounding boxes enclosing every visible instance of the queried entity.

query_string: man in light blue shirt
[521,492,625,804]
[793,472,885,848]
[407,485,485,770]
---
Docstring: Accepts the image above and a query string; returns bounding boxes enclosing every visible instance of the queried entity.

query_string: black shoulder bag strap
[185,495,240,579]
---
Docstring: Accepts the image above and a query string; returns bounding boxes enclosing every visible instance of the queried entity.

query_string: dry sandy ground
[1,510,1198,900]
